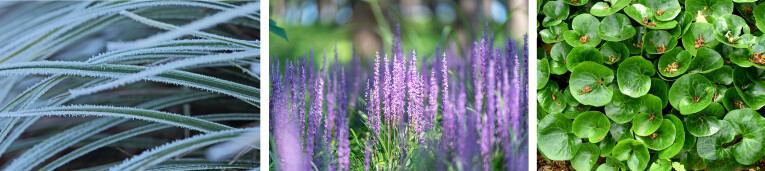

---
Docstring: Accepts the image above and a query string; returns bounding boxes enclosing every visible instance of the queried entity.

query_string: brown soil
[537,151,573,171]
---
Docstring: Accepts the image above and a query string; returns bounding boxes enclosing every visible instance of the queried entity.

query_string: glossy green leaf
[713,14,755,48]
[573,111,611,143]
[541,23,569,43]
[648,158,672,171]
[687,47,723,74]
[598,14,636,42]
[648,78,670,108]
[703,65,732,85]
[570,62,614,106]
[596,156,627,171]
[697,120,740,171]
[643,30,678,54]
[646,0,682,21]
[538,81,566,114]
[612,139,650,171]
[668,74,715,114]
[538,113,582,160]
[625,26,647,54]
[543,0,570,27]
[754,2,765,33]
[723,108,765,165]
[591,0,630,16]
[564,14,602,47]
[657,48,692,77]
[632,108,665,136]
[538,58,551,90]
[566,46,604,71]
[624,4,678,29]
[571,143,600,171]
[733,67,765,110]
[686,103,724,137]
[549,42,573,75]
[600,42,629,66]
[721,85,749,111]
[658,114,685,159]
[636,119,676,150]
[681,22,716,56]
[685,0,733,18]
[562,0,588,6]
[617,56,655,97]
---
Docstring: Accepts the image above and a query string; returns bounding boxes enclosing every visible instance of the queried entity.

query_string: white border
[259,0,270,169]
[527,0,537,170]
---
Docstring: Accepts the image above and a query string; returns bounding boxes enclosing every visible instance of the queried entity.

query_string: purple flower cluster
[270,27,528,170]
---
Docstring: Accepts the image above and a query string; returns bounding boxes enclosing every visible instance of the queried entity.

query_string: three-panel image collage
[0,0,757,171]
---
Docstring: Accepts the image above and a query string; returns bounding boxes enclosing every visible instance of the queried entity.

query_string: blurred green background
[270,0,529,67]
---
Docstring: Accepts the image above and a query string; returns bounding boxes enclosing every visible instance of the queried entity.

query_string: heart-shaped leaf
[562,0,588,6]
[713,14,755,48]
[591,0,630,16]
[723,108,765,165]
[549,42,573,75]
[668,73,715,114]
[538,113,582,160]
[685,0,734,18]
[538,58,551,90]
[646,0,682,21]
[564,14,602,47]
[617,56,655,97]
[686,102,724,137]
[668,11,694,38]
[687,47,724,74]
[624,4,678,29]
[657,47,692,77]
[612,139,650,171]
[658,114,685,159]
[596,156,627,171]
[573,111,611,143]
[718,43,755,67]
[571,143,600,171]
[598,13,636,42]
[600,42,630,65]
[681,22,716,56]
[566,46,604,71]
[610,122,634,142]
[541,23,569,43]
[606,88,662,123]
[722,85,749,111]
[570,62,614,106]
[632,98,665,136]
[538,81,566,114]
[648,158,672,171]
[543,0,570,27]
[696,120,741,171]
[643,30,678,54]
[636,119,676,150]
[733,67,765,110]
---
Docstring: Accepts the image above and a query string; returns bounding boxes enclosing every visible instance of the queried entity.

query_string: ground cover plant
[0,1,260,170]
[270,26,529,170]
[537,0,765,170]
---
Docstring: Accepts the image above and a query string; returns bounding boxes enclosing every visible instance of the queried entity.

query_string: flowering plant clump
[538,0,765,170]
[270,27,529,170]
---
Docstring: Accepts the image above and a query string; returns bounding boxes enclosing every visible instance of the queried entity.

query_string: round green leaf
[541,23,569,43]
[566,46,604,71]
[538,58,550,90]
[686,103,725,137]
[571,143,600,171]
[687,47,723,74]
[657,47,692,77]
[697,120,740,171]
[668,74,715,114]
[596,156,627,171]
[721,85,749,111]
[590,0,630,16]
[713,14,755,48]
[723,108,765,165]
[570,62,614,106]
[562,0,588,6]
[644,30,678,54]
[681,22,716,56]
[617,56,655,97]
[573,111,611,143]
[598,13,636,42]
[646,0,682,21]
[685,0,734,18]
[542,0,570,27]
[538,81,566,114]
[549,42,573,75]
[610,122,634,141]
[564,14,602,47]
[658,114,685,159]
[718,43,755,68]
[733,67,765,110]
[538,113,582,160]
[636,119,676,150]
[612,139,650,171]
[632,110,665,136]
[601,42,629,65]
[624,4,678,29]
